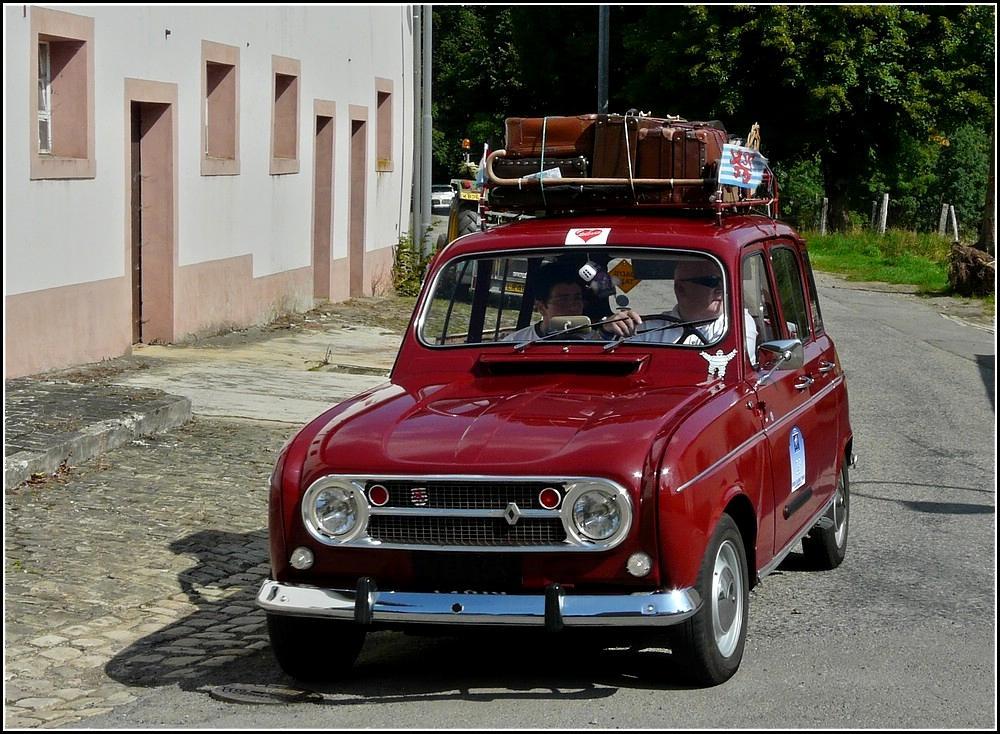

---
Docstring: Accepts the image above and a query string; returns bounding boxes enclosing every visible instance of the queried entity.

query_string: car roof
[442,213,801,261]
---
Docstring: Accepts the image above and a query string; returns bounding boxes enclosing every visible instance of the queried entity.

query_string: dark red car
[259,212,853,686]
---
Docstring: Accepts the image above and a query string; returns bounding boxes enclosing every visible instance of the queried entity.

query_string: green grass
[801,229,954,294]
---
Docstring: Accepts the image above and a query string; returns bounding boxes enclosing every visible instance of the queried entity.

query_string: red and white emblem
[410,487,429,507]
[565,227,611,245]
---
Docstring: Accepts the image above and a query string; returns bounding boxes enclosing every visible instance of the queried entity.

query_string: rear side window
[770,247,812,341]
[802,251,825,334]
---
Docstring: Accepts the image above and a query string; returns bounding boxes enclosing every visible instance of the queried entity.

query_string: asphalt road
[23,276,1000,728]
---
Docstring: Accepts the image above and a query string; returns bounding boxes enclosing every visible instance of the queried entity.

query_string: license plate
[459,191,480,201]
[504,282,524,294]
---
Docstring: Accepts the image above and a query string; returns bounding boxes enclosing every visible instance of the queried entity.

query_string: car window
[770,246,812,341]
[802,251,825,335]
[420,249,729,347]
[741,252,780,365]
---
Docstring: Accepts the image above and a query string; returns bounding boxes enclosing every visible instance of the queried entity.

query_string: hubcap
[833,476,848,547]
[712,539,744,657]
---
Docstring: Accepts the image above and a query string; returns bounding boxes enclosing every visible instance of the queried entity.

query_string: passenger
[504,261,642,341]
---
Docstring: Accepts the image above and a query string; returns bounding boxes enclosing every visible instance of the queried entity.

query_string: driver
[504,261,642,341]
[633,259,758,361]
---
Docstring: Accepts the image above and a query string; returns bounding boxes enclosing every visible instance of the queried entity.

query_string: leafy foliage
[431,6,994,232]
[391,234,432,297]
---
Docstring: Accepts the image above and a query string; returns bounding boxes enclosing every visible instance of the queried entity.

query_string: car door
[747,243,833,553]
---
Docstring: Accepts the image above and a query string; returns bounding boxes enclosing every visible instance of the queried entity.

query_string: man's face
[673,261,724,320]
[536,282,585,328]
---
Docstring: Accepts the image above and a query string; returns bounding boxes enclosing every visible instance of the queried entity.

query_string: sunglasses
[679,276,723,288]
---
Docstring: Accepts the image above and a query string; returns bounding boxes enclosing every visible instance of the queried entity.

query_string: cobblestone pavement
[4,417,290,728]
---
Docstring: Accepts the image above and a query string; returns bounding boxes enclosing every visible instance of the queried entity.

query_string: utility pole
[411,5,422,243]
[421,4,433,254]
[597,6,609,114]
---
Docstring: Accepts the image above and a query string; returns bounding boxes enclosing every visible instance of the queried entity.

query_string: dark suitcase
[504,115,598,158]
[592,114,642,178]
[636,123,728,202]
[491,155,589,181]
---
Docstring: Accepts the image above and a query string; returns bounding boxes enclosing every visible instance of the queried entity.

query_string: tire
[456,206,480,237]
[671,514,749,686]
[266,613,365,683]
[802,462,850,570]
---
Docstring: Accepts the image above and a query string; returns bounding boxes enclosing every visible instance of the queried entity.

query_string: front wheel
[802,462,850,569]
[670,513,749,686]
[266,613,366,683]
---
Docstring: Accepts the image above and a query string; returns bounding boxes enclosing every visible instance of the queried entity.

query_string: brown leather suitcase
[504,115,598,158]
[636,123,728,202]
[491,155,589,180]
[591,114,644,178]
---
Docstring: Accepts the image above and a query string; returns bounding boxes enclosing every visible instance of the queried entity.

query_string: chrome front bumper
[257,579,701,629]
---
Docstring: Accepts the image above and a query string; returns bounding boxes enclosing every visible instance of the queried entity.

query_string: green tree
[618,5,994,229]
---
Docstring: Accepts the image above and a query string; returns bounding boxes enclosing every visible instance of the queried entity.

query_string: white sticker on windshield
[790,427,806,492]
[701,349,737,380]
[565,227,611,245]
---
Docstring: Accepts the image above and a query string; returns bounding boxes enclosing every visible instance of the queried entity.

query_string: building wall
[5,5,413,377]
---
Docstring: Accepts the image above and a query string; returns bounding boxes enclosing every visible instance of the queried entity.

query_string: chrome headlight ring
[301,477,370,545]
[562,480,633,549]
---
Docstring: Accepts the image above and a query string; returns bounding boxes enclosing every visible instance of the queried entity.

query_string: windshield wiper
[512,317,602,352]
[601,315,720,352]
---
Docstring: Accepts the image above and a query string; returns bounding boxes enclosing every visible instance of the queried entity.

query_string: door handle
[818,360,836,374]
[794,375,814,390]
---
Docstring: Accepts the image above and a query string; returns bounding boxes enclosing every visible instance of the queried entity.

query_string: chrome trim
[303,474,633,552]
[758,493,836,580]
[674,432,768,494]
[818,360,837,374]
[415,247,730,350]
[794,375,814,390]
[657,374,845,495]
[368,506,556,520]
[258,580,701,627]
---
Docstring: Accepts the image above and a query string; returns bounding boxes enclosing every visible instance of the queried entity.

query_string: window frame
[416,246,732,350]
[200,40,240,176]
[29,6,95,180]
[768,243,814,343]
[269,55,301,175]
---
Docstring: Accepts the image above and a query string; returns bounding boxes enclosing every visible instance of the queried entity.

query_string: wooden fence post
[870,200,878,229]
[878,193,889,234]
[819,197,829,235]
[949,205,959,242]
[938,204,950,236]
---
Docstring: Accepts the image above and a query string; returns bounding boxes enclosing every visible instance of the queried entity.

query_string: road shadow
[976,354,995,411]
[104,529,713,706]
[852,482,995,516]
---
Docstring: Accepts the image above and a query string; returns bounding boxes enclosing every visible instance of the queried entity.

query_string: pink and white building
[5,5,414,377]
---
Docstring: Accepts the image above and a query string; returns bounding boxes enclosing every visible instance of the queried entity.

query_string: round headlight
[313,486,359,536]
[572,490,622,541]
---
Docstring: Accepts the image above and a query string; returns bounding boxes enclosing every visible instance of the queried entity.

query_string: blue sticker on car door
[790,427,806,492]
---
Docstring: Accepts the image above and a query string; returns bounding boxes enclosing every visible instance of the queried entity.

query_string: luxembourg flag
[719,144,768,189]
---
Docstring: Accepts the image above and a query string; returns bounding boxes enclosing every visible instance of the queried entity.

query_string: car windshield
[432,186,451,193]
[419,248,729,348]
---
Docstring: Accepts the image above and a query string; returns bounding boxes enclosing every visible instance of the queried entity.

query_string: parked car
[259,119,854,687]
[431,184,454,212]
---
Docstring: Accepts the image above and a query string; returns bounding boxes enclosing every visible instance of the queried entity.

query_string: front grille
[368,515,566,547]
[373,480,559,510]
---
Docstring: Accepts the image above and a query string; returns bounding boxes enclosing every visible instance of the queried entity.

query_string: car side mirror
[754,339,804,387]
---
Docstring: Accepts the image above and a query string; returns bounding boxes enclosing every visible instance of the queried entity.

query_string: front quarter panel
[657,383,770,589]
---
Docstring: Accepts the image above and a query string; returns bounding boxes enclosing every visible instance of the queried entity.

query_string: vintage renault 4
[258,122,853,686]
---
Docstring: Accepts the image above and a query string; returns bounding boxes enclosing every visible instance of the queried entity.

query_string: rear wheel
[802,462,850,569]
[266,613,366,683]
[671,514,749,686]
[456,206,480,237]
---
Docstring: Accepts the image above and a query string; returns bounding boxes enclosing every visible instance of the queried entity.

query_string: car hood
[306,375,707,481]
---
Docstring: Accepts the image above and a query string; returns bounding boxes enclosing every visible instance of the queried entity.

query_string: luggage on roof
[485,112,776,217]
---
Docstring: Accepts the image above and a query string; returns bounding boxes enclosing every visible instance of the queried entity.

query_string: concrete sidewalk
[3,306,404,490]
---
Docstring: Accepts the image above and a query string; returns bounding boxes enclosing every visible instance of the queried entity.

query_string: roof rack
[484,149,779,221]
